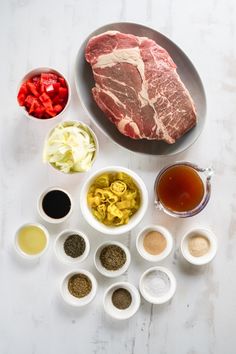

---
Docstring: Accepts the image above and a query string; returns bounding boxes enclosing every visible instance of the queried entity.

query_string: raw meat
[85,31,197,144]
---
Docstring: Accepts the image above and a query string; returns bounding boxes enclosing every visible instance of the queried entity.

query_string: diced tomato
[27,82,39,97]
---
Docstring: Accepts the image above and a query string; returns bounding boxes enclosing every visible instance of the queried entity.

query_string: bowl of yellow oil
[15,223,49,259]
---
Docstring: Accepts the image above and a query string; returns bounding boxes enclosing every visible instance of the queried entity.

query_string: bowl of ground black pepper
[103,282,140,320]
[94,241,131,277]
[54,229,90,264]
[61,270,97,306]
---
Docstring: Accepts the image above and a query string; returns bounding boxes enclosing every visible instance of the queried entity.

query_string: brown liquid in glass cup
[154,162,213,218]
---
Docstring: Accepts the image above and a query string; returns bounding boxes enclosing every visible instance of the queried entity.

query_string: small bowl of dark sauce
[154,162,213,218]
[38,187,72,223]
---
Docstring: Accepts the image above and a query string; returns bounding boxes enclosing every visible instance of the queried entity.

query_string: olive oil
[157,165,204,212]
[18,225,47,255]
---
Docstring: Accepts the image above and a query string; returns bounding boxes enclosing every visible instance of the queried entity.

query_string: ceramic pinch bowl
[54,229,90,264]
[37,186,73,224]
[60,270,97,307]
[139,266,176,304]
[15,222,49,260]
[94,241,131,278]
[181,227,217,266]
[136,224,173,262]
[103,282,141,320]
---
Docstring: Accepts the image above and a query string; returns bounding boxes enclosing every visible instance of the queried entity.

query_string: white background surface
[1,1,236,353]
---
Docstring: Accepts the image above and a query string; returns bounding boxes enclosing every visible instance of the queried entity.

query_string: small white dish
[44,120,99,174]
[94,241,131,278]
[181,227,217,265]
[80,166,148,235]
[17,67,71,121]
[15,222,49,259]
[139,266,176,304]
[103,282,140,320]
[37,186,73,224]
[136,224,173,262]
[54,229,90,264]
[60,270,97,307]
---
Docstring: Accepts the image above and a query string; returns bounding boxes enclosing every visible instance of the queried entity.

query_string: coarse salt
[143,270,170,297]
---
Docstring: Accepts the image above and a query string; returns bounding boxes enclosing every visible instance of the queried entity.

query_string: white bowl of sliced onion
[43,120,98,174]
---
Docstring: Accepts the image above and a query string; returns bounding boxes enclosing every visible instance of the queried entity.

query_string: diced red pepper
[17,93,26,106]
[18,82,28,96]
[18,71,68,119]
[45,84,54,94]
[29,98,39,114]
[41,73,58,86]
[39,93,53,110]
[53,82,60,93]
[58,77,66,87]
[45,108,57,117]
[52,95,64,105]
[27,82,40,97]
[32,75,40,90]
[24,95,35,109]
[58,87,68,99]
[34,105,45,118]
[53,104,63,114]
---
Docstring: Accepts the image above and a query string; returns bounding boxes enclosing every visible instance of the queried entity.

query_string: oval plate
[75,22,206,156]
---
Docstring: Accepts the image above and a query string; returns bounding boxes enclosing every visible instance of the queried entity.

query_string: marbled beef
[85,31,197,144]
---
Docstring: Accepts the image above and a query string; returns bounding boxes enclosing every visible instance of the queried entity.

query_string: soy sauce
[42,190,71,219]
[157,165,204,212]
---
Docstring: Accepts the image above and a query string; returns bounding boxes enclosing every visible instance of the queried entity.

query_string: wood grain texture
[0,0,236,353]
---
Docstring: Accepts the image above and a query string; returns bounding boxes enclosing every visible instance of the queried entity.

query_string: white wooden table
[1,1,236,353]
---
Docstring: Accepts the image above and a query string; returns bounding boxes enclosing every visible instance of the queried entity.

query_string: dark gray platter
[75,22,206,156]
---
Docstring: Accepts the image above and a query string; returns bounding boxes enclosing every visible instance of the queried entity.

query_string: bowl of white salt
[139,266,176,304]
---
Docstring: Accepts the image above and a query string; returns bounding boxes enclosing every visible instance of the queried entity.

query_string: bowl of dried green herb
[54,229,90,264]
[94,241,131,278]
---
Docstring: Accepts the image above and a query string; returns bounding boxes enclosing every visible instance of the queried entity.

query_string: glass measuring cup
[154,161,213,218]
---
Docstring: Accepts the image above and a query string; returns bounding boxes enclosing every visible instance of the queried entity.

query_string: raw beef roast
[85,31,197,144]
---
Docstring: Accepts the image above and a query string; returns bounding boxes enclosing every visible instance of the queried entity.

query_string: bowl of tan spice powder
[136,225,173,262]
[61,270,97,306]
[181,227,217,265]
[94,241,131,277]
